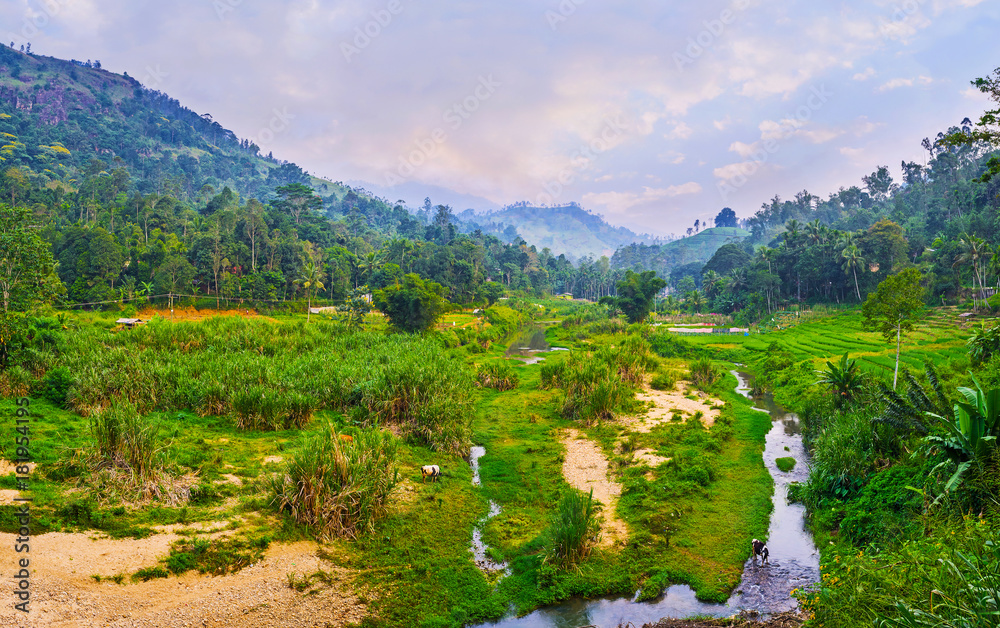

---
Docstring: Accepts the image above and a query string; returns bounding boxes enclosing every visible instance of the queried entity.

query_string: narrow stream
[470,446,511,575]
[504,327,567,364]
[473,370,819,627]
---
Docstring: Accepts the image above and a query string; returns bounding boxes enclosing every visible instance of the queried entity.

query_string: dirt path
[560,429,628,547]
[621,379,723,432]
[643,610,806,628]
[0,533,367,628]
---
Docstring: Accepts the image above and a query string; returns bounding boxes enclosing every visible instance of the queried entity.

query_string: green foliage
[0,204,62,313]
[553,336,654,425]
[650,370,678,391]
[545,489,599,569]
[374,273,449,333]
[862,268,925,387]
[273,427,398,541]
[39,365,74,407]
[688,358,721,390]
[166,535,270,576]
[967,323,1000,365]
[475,362,519,391]
[89,400,156,481]
[607,269,666,324]
[839,464,923,548]
[775,457,796,472]
[817,353,864,405]
[131,566,169,582]
[925,376,1000,495]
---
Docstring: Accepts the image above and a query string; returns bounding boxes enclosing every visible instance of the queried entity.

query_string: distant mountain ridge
[612,226,750,279]
[458,202,661,260]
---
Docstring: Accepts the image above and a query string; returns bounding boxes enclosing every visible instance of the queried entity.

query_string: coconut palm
[954,235,990,310]
[842,244,865,301]
[296,261,326,322]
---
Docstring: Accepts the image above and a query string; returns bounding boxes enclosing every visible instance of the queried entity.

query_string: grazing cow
[338,434,354,443]
[421,465,441,483]
[751,538,769,565]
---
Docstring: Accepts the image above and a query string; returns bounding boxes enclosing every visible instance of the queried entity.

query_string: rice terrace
[1,8,1000,628]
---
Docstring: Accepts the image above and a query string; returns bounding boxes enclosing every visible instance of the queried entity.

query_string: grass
[775,457,796,472]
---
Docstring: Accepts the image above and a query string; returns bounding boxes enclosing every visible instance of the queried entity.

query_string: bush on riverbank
[273,426,398,540]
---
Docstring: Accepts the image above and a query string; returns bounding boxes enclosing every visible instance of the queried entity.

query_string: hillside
[0,45,341,203]
[459,202,658,260]
[612,226,750,280]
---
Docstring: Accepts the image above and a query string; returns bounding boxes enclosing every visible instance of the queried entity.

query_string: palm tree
[805,220,823,245]
[702,270,722,299]
[685,290,704,313]
[784,219,802,246]
[842,245,865,301]
[296,262,325,322]
[816,353,863,406]
[955,235,990,310]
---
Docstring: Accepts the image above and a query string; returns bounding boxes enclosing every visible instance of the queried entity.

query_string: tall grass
[90,401,156,480]
[475,362,519,391]
[546,488,600,568]
[52,317,472,453]
[550,336,656,425]
[688,358,721,389]
[273,426,398,540]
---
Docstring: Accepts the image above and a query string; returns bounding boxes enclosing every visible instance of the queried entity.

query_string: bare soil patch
[621,379,723,432]
[560,429,628,547]
[0,534,368,628]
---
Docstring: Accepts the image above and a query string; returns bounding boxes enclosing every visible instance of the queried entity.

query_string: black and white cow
[751,538,769,565]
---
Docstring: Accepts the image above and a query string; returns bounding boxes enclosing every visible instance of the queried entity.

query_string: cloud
[583,183,701,214]
[877,76,934,92]
[658,150,686,164]
[713,115,733,131]
[852,67,875,81]
[665,122,693,140]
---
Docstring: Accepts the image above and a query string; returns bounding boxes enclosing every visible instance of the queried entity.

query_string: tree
[374,273,449,333]
[0,204,61,313]
[274,183,322,225]
[841,244,865,301]
[714,207,738,228]
[941,66,1000,182]
[862,268,924,389]
[295,261,325,322]
[702,243,751,277]
[610,270,666,323]
[816,353,863,406]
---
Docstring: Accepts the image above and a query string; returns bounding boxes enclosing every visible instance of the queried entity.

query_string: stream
[472,370,819,627]
[504,326,568,364]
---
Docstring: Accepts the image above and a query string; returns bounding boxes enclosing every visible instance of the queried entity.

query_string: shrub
[90,401,156,481]
[546,488,599,568]
[650,370,678,391]
[273,427,398,540]
[475,362,519,391]
[688,358,721,390]
[540,361,566,389]
[39,365,74,407]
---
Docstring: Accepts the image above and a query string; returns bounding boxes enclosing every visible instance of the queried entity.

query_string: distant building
[116,318,146,329]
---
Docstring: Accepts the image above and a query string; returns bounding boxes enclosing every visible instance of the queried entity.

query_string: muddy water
[472,371,819,627]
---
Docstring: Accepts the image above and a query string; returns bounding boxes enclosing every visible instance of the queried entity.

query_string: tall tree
[274,183,322,225]
[862,268,924,389]
[609,270,666,324]
[841,244,865,301]
[0,204,61,313]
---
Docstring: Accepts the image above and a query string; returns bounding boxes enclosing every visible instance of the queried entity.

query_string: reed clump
[273,427,398,541]
[475,362,519,391]
[546,488,600,568]
[54,317,472,453]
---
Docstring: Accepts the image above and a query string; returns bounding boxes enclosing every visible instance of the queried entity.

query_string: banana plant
[925,375,1000,493]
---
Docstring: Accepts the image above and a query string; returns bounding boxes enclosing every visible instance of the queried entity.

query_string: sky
[3,0,998,237]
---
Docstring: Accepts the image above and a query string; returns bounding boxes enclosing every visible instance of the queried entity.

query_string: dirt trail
[560,429,628,547]
[0,533,367,628]
[621,379,723,432]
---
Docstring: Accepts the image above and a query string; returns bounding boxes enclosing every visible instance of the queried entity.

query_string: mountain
[612,226,750,281]
[458,202,659,260]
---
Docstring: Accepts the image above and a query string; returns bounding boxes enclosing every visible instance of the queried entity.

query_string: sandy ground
[621,379,723,432]
[0,532,367,628]
[560,429,628,547]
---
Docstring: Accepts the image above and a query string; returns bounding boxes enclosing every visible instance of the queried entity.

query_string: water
[472,370,819,627]
[504,327,567,364]
[469,446,511,575]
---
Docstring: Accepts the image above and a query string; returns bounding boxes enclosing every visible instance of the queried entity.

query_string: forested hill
[458,202,659,260]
